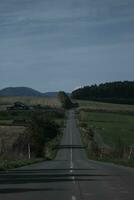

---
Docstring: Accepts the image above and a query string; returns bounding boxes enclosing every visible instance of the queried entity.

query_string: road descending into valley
[0,110,134,200]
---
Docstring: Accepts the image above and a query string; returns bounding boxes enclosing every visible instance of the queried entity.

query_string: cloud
[0,0,134,91]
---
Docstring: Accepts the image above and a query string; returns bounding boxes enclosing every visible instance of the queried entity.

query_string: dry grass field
[0,96,61,110]
[0,126,25,155]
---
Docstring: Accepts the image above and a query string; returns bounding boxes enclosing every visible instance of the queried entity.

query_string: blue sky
[0,0,134,92]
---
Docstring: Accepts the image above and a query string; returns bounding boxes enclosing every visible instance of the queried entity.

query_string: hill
[0,87,59,98]
[0,87,43,97]
[72,81,134,105]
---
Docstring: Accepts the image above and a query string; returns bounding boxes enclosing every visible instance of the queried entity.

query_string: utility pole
[28,143,31,159]
[128,144,134,159]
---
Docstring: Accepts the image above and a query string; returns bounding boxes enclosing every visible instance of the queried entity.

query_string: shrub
[26,111,60,157]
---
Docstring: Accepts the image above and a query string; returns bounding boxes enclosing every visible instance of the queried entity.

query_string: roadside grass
[0,158,44,171]
[0,120,13,126]
[77,100,134,167]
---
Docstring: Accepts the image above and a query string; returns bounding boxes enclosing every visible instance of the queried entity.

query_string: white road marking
[72,176,75,181]
[72,195,76,200]
[69,117,75,184]
[70,121,73,169]
[120,190,129,194]
[70,148,73,168]
[84,193,93,196]
[71,176,75,184]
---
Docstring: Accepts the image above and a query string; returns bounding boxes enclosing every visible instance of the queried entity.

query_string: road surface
[0,110,134,200]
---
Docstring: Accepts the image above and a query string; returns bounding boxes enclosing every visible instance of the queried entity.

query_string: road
[0,110,134,200]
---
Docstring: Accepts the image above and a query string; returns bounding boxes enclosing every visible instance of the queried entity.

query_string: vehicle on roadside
[7,102,30,110]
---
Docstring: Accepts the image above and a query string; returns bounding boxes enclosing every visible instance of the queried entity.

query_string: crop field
[0,96,61,110]
[79,110,134,147]
[77,100,134,148]
[77,100,134,114]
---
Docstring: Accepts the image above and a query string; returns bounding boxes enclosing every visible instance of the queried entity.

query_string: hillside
[72,81,134,105]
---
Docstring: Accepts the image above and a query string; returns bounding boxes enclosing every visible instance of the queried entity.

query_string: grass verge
[0,158,44,171]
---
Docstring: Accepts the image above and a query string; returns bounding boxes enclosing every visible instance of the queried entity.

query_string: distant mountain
[44,92,58,97]
[0,87,66,98]
[0,87,44,97]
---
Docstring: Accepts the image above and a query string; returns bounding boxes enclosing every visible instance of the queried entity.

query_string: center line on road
[72,176,75,184]
[72,195,76,200]
[70,148,73,167]
[69,116,75,184]
[70,122,73,169]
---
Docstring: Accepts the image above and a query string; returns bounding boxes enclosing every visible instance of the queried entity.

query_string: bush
[26,111,60,157]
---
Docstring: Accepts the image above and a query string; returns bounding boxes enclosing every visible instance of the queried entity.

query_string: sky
[0,0,134,92]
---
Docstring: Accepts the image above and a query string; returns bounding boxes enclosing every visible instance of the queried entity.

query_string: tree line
[58,91,78,109]
[71,81,134,104]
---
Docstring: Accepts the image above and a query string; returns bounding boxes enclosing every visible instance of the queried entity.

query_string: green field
[77,100,134,114]
[79,110,134,147]
[77,100,134,165]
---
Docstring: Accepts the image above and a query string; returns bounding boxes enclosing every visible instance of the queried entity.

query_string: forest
[71,81,134,104]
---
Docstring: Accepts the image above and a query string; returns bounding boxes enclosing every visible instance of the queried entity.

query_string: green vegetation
[0,108,65,126]
[79,111,134,147]
[77,100,134,115]
[0,110,32,125]
[0,107,66,170]
[0,158,44,171]
[72,81,134,105]
[25,111,62,157]
[77,100,134,167]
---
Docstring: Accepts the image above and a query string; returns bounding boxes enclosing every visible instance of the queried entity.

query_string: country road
[0,110,134,200]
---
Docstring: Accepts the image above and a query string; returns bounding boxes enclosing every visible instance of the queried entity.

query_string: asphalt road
[0,110,134,200]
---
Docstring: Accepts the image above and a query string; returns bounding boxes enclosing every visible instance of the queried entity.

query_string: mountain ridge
[0,87,58,97]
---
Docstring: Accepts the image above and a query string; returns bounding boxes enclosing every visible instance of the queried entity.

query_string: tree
[71,81,134,105]
[26,111,60,157]
[58,91,73,109]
